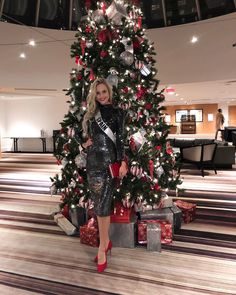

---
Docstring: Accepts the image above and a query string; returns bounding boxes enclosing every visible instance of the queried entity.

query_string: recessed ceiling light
[191,36,198,43]
[19,52,26,59]
[29,40,36,46]
[180,97,184,100]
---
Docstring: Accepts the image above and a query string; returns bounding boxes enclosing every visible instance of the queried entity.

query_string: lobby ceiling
[0,13,236,106]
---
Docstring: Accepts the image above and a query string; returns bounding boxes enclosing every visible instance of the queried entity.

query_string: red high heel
[94,240,112,263]
[97,257,107,273]
[106,240,112,255]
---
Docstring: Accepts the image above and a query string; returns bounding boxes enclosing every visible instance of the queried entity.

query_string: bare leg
[97,216,110,264]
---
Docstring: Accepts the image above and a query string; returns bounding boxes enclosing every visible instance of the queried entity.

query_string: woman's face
[95,83,110,105]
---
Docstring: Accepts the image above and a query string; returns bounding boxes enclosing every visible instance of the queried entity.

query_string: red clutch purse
[109,162,121,178]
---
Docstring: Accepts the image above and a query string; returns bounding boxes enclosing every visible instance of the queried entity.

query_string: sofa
[170,138,235,169]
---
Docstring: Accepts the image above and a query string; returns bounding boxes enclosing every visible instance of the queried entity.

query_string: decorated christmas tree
[51,0,181,211]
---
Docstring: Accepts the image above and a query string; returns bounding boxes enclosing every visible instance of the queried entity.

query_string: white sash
[95,110,116,144]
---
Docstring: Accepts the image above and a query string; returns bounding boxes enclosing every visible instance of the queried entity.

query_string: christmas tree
[51,0,181,211]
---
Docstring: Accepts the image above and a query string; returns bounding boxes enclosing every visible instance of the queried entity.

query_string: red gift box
[80,218,99,247]
[174,200,196,223]
[138,219,172,244]
[110,202,134,223]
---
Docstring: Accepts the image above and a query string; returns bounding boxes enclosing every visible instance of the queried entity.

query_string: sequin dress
[86,104,125,217]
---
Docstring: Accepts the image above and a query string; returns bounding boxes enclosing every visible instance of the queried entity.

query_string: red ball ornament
[78,175,84,183]
[136,86,147,100]
[122,86,129,93]
[145,103,152,110]
[133,39,140,51]
[77,74,82,81]
[141,176,148,182]
[100,50,108,58]
[155,145,161,151]
[166,148,173,155]
[85,26,92,33]
[98,30,108,43]
[154,183,160,191]
[85,0,92,9]
[74,187,80,194]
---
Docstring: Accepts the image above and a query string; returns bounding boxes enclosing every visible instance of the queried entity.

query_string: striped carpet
[0,152,236,295]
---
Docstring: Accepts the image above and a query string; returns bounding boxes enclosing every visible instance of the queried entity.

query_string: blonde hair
[82,78,113,137]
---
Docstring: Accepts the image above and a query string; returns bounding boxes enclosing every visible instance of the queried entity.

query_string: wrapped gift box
[80,218,99,247]
[138,220,172,244]
[170,204,182,232]
[109,219,137,248]
[174,200,196,224]
[158,195,173,209]
[147,223,161,252]
[140,208,173,226]
[69,207,87,229]
[110,202,134,223]
[54,213,77,236]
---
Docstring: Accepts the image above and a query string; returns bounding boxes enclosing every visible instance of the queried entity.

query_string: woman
[81,78,128,272]
[215,108,225,140]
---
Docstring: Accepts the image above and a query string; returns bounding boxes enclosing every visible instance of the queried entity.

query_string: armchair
[179,143,217,177]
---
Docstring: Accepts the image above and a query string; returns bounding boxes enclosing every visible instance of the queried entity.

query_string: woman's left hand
[119,161,128,179]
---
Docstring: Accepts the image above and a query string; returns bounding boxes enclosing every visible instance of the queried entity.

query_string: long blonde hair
[82,78,113,137]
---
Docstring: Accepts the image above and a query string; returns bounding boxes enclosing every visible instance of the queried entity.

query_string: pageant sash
[95,111,116,144]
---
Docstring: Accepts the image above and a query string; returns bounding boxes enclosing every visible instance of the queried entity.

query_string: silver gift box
[147,223,161,252]
[109,220,137,248]
[140,208,173,225]
[54,213,77,236]
[140,207,183,233]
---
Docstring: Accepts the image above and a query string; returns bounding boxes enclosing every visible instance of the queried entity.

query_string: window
[2,0,37,26]
[38,0,70,30]
[200,0,236,19]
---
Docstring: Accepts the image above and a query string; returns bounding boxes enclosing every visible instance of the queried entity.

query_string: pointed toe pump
[94,240,112,263]
[97,258,107,273]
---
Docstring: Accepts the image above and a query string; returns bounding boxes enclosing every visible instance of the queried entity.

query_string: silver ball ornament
[86,40,94,48]
[93,10,105,23]
[120,51,134,66]
[106,74,119,87]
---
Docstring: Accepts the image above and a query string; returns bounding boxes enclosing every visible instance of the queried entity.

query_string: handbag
[109,162,121,178]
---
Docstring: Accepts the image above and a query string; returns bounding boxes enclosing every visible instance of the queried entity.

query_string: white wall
[0,100,6,152]
[2,96,68,152]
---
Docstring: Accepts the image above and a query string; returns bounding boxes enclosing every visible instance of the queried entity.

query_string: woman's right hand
[82,138,93,149]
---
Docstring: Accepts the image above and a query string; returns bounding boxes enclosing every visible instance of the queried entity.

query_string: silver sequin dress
[86,104,125,217]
